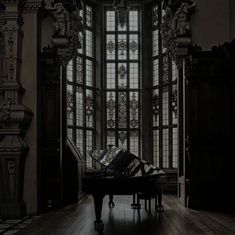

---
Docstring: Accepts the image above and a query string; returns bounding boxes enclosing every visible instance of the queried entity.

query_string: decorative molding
[113,0,131,28]
[0,100,11,121]
[161,0,196,67]
[23,0,43,11]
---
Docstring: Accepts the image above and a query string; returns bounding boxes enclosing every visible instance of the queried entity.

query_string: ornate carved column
[161,0,196,66]
[0,0,33,218]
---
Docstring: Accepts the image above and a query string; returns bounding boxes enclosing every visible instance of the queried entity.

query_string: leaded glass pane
[172,60,178,82]
[78,34,83,54]
[172,128,178,168]
[86,5,92,27]
[86,60,93,86]
[106,34,115,60]
[162,56,169,86]
[163,129,169,168]
[118,63,127,89]
[129,11,138,31]
[67,128,73,141]
[76,129,83,153]
[76,87,83,126]
[130,92,139,128]
[129,34,138,60]
[130,130,138,156]
[106,11,115,31]
[118,20,127,31]
[86,130,93,167]
[152,89,159,127]
[118,92,127,128]
[107,130,116,146]
[118,131,127,149]
[152,29,159,56]
[162,90,169,126]
[67,60,73,82]
[107,63,116,89]
[67,84,74,125]
[86,30,93,57]
[86,90,93,128]
[152,5,158,27]
[153,59,159,86]
[118,35,127,60]
[76,57,83,84]
[153,130,159,167]
[107,92,116,128]
[129,63,139,89]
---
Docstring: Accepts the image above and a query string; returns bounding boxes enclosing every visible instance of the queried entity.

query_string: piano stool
[137,191,164,213]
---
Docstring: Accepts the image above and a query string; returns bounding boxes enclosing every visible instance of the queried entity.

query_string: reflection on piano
[82,146,168,231]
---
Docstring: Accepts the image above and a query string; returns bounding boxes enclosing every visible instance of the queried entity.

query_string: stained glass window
[67,3,96,168]
[105,8,141,156]
[152,4,178,169]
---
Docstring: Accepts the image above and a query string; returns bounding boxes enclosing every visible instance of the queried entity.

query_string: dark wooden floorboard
[15,194,235,235]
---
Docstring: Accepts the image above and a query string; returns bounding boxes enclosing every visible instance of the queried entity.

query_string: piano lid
[88,146,165,177]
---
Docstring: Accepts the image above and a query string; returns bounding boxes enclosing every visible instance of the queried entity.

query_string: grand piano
[82,146,168,231]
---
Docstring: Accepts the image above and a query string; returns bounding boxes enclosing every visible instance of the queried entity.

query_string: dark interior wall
[186,42,235,211]
[191,0,230,50]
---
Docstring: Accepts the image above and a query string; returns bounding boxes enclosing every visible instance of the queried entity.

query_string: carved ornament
[0,100,10,121]
[44,1,84,66]
[161,0,196,67]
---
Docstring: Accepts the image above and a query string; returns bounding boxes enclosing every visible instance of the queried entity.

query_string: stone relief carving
[44,1,84,66]
[45,3,70,37]
[0,0,33,218]
[161,0,196,66]
[0,100,11,121]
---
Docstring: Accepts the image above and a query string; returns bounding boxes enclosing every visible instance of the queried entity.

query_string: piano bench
[137,192,164,213]
[137,193,156,213]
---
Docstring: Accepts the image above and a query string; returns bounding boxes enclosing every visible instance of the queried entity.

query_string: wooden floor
[15,194,235,235]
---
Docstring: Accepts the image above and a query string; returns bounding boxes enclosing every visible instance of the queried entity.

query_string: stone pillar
[0,0,33,218]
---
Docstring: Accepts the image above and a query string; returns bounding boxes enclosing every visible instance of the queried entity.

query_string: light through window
[105,8,141,156]
[152,4,178,169]
[67,3,96,168]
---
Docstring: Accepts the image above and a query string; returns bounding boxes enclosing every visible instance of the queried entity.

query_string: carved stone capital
[161,0,196,67]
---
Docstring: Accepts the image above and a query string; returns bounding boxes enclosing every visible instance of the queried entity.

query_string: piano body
[82,146,168,231]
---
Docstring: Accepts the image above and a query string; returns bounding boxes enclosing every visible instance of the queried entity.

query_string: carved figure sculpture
[45,3,70,37]
[70,10,83,33]
[172,2,196,37]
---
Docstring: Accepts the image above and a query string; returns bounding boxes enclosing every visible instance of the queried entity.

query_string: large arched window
[67,3,96,168]
[152,3,178,169]
[104,7,141,156]
[66,1,178,171]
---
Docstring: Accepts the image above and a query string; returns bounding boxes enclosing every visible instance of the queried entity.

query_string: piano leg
[156,189,164,212]
[131,194,141,209]
[108,194,115,208]
[93,194,105,231]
